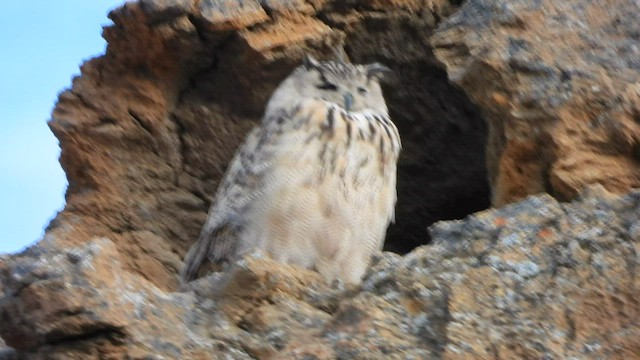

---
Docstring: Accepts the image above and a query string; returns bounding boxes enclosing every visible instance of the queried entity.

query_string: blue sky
[0,1,125,254]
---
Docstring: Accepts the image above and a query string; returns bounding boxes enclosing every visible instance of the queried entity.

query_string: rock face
[1,186,638,358]
[2,0,640,358]
[432,0,640,206]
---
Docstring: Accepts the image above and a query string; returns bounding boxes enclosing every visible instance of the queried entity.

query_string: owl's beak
[344,93,354,111]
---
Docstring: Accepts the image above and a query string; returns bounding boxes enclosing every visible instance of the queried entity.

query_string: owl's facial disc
[264,55,391,116]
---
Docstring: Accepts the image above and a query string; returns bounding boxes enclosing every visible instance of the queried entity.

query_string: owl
[180,55,401,284]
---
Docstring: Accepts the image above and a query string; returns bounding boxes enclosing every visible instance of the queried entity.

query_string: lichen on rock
[432,0,640,206]
[1,186,638,358]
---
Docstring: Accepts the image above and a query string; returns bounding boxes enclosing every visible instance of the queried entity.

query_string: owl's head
[267,55,392,115]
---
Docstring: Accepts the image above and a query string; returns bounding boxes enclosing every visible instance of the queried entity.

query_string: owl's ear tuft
[303,54,321,70]
[366,63,393,80]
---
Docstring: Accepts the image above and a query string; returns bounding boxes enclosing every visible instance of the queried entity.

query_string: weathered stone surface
[432,0,640,206]
[259,0,316,16]
[140,0,194,23]
[0,239,224,359]
[198,0,269,31]
[432,186,640,359]
[1,187,638,358]
[238,16,333,54]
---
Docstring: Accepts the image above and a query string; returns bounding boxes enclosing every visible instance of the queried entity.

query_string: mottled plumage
[181,55,401,284]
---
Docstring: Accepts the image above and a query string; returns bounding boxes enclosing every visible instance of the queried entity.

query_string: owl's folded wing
[179,100,324,283]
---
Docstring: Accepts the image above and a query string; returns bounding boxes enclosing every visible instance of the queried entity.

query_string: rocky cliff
[1,0,639,358]
[432,0,640,206]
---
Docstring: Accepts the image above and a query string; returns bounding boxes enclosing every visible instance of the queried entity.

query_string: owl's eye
[357,87,367,94]
[316,82,338,91]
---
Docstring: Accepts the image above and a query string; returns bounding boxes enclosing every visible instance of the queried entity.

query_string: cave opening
[380,61,491,254]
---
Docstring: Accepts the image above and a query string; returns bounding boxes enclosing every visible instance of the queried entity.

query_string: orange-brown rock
[198,0,269,32]
[432,0,640,206]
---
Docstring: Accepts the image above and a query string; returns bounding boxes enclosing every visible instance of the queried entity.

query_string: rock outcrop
[432,0,640,206]
[2,0,639,358]
[1,186,638,358]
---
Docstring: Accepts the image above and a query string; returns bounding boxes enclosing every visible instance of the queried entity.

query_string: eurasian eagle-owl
[181,55,401,284]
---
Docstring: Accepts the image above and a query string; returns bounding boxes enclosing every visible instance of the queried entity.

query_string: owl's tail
[179,224,236,284]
